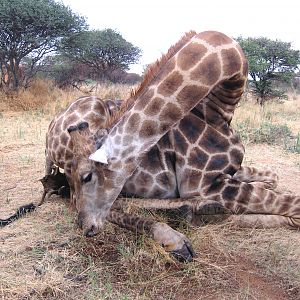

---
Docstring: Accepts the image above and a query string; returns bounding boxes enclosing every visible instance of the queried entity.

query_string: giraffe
[61,31,299,260]
[42,95,122,204]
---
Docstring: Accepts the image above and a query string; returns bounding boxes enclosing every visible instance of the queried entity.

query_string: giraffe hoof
[171,240,196,262]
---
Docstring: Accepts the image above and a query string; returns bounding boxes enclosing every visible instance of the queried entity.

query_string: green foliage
[46,55,142,88]
[0,0,86,91]
[237,36,300,105]
[235,120,293,145]
[284,133,300,154]
[236,118,300,153]
[45,55,92,88]
[60,29,141,81]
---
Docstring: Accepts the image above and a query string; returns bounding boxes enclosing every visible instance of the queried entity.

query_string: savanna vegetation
[0,0,86,91]
[0,0,141,94]
[0,1,300,300]
[0,82,300,299]
[237,36,300,105]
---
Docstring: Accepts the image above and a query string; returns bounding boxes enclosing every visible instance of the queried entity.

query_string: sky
[60,0,300,74]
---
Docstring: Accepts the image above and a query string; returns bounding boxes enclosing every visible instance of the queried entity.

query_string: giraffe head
[68,122,119,236]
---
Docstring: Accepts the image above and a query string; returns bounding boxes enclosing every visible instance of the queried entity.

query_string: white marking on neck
[89,146,108,164]
[89,135,115,164]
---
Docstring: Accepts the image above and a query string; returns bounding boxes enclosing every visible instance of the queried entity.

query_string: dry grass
[0,84,300,299]
[233,94,300,135]
[0,79,66,112]
[232,94,300,153]
[0,79,133,114]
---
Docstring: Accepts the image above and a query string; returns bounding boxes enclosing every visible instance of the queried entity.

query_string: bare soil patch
[1,110,299,299]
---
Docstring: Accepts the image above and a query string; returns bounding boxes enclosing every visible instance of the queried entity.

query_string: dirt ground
[0,110,300,300]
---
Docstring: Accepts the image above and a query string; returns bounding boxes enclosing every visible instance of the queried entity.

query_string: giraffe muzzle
[77,211,105,237]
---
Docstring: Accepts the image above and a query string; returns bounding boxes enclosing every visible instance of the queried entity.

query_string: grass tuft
[0,79,133,113]
[233,96,300,154]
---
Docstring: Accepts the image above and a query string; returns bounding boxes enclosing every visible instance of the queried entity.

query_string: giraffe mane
[105,30,197,129]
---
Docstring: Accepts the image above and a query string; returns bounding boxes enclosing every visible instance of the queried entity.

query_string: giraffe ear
[89,146,108,164]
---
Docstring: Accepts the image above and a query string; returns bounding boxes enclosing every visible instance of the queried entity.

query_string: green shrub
[284,133,300,153]
[235,120,293,145]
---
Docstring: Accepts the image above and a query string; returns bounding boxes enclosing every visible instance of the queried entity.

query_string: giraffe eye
[81,172,92,183]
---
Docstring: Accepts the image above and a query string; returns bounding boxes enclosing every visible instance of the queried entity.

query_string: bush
[235,120,293,145]
[284,133,300,153]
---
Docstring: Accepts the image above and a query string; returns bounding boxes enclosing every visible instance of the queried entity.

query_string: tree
[47,58,142,88]
[0,0,86,91]
[237,37,300,105]
[44,55,93,89]
[60,29,141,81]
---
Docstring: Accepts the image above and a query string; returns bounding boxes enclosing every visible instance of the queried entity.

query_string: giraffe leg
[188,201,231,226]
[233,166,278,189]
[228,214,300,229]
[38,186,70,206]
[116,191,299,228]
[39,190,47,206]
[115,197,223,210]
[38,190,59,206]
[115,197,231,226]
[42,154,61,204]
[45,154,54,175]
[39,169,71,205]
[106,210,195,262]
[51,165,60,175]
[204,178,300,229]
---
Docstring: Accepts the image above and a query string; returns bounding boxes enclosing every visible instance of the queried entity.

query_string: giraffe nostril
[85,226,96,237]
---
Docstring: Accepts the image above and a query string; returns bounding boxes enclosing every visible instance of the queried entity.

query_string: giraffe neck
[92,31,247,183]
